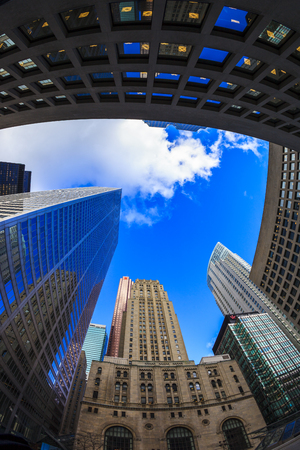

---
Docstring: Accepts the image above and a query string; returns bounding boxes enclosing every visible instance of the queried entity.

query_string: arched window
[148,384,153,391]
[165,384,171,392]
[170,372,175,379]
[211,380,216,388]
[186,372,191,378]
[229,365,234,372]
[104,426,133,450]
[115,382,120,391]
[167,427,195,450]
[233,375,239,383]
[147,372,151,379]
[123,371,128,378]
[141,372,145,379]
[217,379,222,387]
[195,382,200,391]
[97,367,102,374]
[213,369,218,376]
[164,373,168,380]
[117,371,121,377]
[192,372,197,378]
[122,382,127,391]
[172,383,177,392]
[207,370,212,376]
[189,383,194,391]
[141,383,146,392]
[95,378,100,386]
[222,419,251,450]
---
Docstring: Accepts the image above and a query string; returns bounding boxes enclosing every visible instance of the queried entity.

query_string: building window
[142,412,147,418]
[222,406,226,411]
[114,395,119,402]
[238,386,244,394]
[167,427,196,450]
[187,372,191,378]
[94,408,98,413]
[104,426,133,450]
[123,371,128,378]
[141,397,146,404]
[88,407,92,412]
[122,411,126,417]
[233,375,239,383]
[197,410,202,416]
[117,371,121,377]
[222,419,251,450]
[98,367,102,374]
[217,379,222,387]
[211,380,216,388]
[95,378,100,386]
[116,382,120,391]
[93,391,98,399]
[150,413,155,419]
[113,411,118,417]
[204,409,209,415]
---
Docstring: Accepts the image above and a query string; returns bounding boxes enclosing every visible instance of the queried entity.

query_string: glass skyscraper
[213,313,300,424]
[82,323,108,373]
[144,120,204,132]
[0,187,121,442]
[207,242,300,351]
[0,161,31,196]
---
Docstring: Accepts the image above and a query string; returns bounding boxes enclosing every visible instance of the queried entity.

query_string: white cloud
[206,337,217,349]
[0,120,265,225]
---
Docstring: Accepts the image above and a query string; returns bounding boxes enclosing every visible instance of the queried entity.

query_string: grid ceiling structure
[1,1,300,148]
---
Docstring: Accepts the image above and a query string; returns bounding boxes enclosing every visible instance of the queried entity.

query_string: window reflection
[19,18,54,42]
[235,56,262,72]
[219,82,238,91]
[214,7,256,33]
[78,44,108,61]
[60,6,100,32]
[123,71,147,79]
[111,1,153,25]
[187,76,210,85]
[265,68,289,84]
[199,47,229,64]
[17,58,38,72]
[164,1,208,26]
[0,33,16,53]
[44,50,71,66]
[118,42,149,56]
[158,43,191,59]
[155,73,180,81]
[258,20,293,48]
[0,68,11,79]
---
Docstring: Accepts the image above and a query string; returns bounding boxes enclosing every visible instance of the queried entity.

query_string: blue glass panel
[126,91,146,95]
[0,292,4,315]
[188,76,210,84]
[92,72,113,79]
[100,92,118,95]
[236,56,261,71]
[207,99,221,104]
[282,422,295,441]
[155,73,180,80]
[64,75,82,82]
[219,81,238,90]
[215,7,251,32]
[123,71,147,78]
[152,93,172,97]
[199,48,228,62]
[5,280,15,304]
[180,95,197,100]
[121,42,149,54]
[76,93,91,97]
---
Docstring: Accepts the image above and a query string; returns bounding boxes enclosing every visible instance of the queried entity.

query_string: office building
[0,187,121,443]
[60,350,87,436]
[144,121,204,132]
[76,279,265,450]
[207,242,300,351]
[106,276,132,357]
[251,144,300,335]
[82,324,108,373]
[213,312,300,424]
[0,2,300,153]
[0,161,31,196]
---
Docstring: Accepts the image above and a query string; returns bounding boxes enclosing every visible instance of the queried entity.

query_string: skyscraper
[106,276,132,357]
[207,242,300,351]
[250,144,300,334]
[76,278,265,450]
[213,312,300,424]
[0,187,121,442]
[0,161,31,196]
[82,323,108,373]
[118,278,188,361]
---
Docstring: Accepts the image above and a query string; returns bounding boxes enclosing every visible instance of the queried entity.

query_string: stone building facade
[76,278,265,450]
[76,356,265,450]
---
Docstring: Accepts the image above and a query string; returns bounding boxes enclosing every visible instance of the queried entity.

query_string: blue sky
[0,120,269,362]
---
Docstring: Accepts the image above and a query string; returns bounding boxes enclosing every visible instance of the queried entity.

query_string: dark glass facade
[213,313,300,424]
[0,161,31,196]
[0,187,121,441]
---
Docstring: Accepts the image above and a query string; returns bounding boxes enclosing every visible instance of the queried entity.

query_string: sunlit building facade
[106,276,132,358]
[207,242,300,351]
[213,313,300,424]
[82,323,108,373]
[76,279,265,450]
[0,187,121,442]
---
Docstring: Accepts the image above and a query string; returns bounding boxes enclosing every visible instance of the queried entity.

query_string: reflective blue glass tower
[82,323,108,373]
[0,187,121,441]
